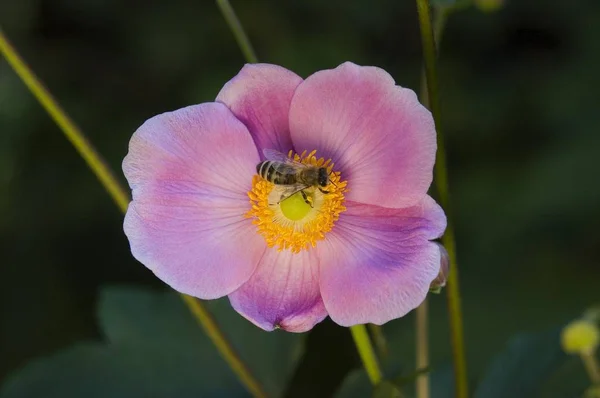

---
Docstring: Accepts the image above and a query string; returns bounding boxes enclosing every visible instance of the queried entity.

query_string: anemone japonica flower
[123,62,447,332]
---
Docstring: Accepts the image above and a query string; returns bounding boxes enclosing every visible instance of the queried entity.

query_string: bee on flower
[123,62,447,332]
[257,148,334,207]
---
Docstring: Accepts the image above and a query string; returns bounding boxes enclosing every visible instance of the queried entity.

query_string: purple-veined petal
[228,248,327,332]
[216,63,303,155]
[289,62,436,209]
[123,102,265,299]
[317,196,446,326]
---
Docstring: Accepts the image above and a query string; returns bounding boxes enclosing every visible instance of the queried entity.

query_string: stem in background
[215,0,384,385]
[351,325,383,385]
[0,29,129,214]
[216,0,258,63]
[368,323,389,360]
[415,8,450,398]
[414,2,468,398]
[182,295,268,397]
[415,300,430,398]
[0,27,268,398]
[581,352,600,385]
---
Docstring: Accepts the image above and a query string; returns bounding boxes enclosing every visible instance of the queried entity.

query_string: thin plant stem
[0,27,268,398]
[0,29,129,213]
[182,295,269,397]
[581,352,600,385]
[368,323,389,360]
[415,300,430,398]
[414,8,450,398]
[351,325,383,385]
[414,2,468,397]
[215,1,384,385]
[216,0,258,63]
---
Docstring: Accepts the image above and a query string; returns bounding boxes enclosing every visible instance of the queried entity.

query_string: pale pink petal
[289,62,436,209]
[228,248,327,332]
[123,103,265,299]
[318,196,446,326]
[216,63,303,155]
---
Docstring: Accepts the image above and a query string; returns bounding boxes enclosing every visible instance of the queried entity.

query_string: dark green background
[1,0,598,396]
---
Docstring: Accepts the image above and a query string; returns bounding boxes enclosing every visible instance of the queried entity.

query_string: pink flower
[123,62,447,332]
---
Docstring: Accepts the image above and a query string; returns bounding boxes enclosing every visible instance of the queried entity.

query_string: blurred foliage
[335,323,590,397]
[0,286,304,398]
[1,0,600,396]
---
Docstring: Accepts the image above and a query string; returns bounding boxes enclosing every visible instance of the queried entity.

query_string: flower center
[246,150,347,253]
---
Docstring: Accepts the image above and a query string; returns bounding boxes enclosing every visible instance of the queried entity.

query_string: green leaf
[538,356,589,398]
[1,286,305,398]
[0,343,247,398]
[334,369,372,398]
[98,286,305,397]
[393,366,431,386]
[371,381,403,398]
[474,328,567,398]
[430,364,455,398]
[431,0,472,9]
[431,0,457,6]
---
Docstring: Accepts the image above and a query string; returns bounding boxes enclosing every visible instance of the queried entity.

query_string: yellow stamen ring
[246,150,348,253]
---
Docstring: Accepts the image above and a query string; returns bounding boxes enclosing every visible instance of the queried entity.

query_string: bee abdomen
[257,161,273,180]
[256,161,267,176]
[256,161,297,185]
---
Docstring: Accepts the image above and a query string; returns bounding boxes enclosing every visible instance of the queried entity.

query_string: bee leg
[301,190,314,208]
[318,187,330,194]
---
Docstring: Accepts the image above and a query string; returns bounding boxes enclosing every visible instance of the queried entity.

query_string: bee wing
[275,184,310,204]
[263,148,308,168]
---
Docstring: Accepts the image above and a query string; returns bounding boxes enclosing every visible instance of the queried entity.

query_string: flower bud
[561,319,600,355]
[429,243,449,294]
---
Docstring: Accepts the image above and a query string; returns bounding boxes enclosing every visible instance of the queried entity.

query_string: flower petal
[216,63,303,155]
[228,248,327,332]
[289,62,436,209]
[123,103,265,299]
[317,196,446,326]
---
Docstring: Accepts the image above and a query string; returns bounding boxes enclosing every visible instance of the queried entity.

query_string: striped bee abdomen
[257,161,298,185]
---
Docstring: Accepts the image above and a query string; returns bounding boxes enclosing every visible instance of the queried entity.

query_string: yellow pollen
[246,150,348,253]
[279,191,312,221]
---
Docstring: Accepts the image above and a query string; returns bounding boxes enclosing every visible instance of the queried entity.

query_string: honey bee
[256,149,331,206]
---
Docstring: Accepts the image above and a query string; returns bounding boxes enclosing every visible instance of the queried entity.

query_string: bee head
[318,167,329,187]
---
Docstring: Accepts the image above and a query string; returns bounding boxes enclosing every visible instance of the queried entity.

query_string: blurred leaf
[474,328,567,398]
[430,363,455,398]
[98,286,305,397]
[538,356,589,398]
[0,343,246,398]
[372,381,403,398]
[334,375,408,398]
[431,0,457,6]
[335,365,451,398]
[431,0,472,8]
[393,366,430,386]
[334,369,372,398]
[0,286,305,398]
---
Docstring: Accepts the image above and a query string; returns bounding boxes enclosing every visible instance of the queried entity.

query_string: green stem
[415,8,450,398]
[0,26,268,398]
[414,2,468,398]
[216,0,258,63]
[368,323,389,360]
[182,295,269,397]
[415,300,430,398]
[581,351,600,385]
[0,29,129,214]
[351,325,383,385]
[215,1,384,385]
